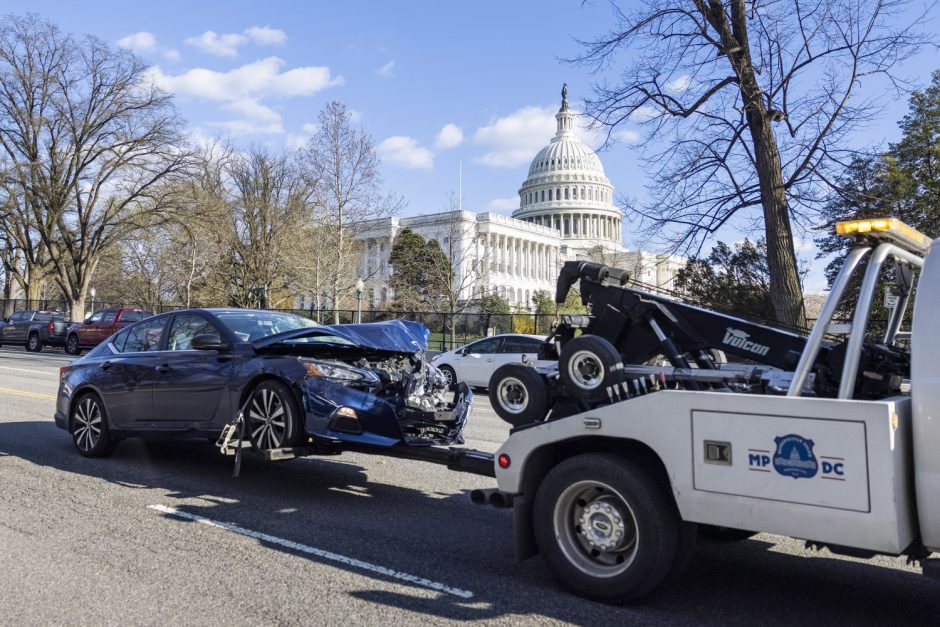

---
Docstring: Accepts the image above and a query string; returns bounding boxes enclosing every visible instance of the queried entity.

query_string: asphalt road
[1,346,939,625]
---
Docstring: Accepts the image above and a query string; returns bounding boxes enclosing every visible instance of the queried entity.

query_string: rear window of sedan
[215,311,318,342]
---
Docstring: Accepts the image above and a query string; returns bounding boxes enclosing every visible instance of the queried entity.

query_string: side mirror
[191,333,229,351]
[83,317,91,324]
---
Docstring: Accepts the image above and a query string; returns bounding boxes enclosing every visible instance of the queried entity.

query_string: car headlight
[298,357,380,385]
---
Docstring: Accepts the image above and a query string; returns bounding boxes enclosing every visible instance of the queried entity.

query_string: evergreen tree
[387,228,448,311]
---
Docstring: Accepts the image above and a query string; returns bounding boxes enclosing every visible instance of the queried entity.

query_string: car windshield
[214,311,318,342]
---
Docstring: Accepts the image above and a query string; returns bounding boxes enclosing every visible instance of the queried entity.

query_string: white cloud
[286,134,309,150]
[473,105,604,168]
[117,32,157,53]
[435,123,463,149]
[473,106,556,168]
[630,105,659,122]
[185,26,287,57]
[151,58,341,137]
[666,74,694,92]
[301,122,318,134]
[614,128,642,144]
[376,60,395,78]
[487,197,519,211]
[377,136,433,170]
[149,57,343,101]
[244,26,287,46]
[163,48,181,62]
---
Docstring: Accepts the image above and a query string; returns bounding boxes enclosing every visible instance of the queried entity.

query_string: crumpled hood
[253,319,430,354]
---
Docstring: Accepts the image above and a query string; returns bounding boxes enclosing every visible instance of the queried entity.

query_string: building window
[556,188,561,200]
[548,189,552,201]
[565,188,569,200]
[581,187,585,199]
[541,190,545,202]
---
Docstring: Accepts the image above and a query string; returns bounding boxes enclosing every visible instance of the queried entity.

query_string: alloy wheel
[247,387,287,449]
[73,397,102,453]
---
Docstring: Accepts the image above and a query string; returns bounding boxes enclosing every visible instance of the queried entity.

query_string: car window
[111,327,130,352]
[215,311,318,342]
[9,312,28,323]
[120,311,149,323]
[87,311,104,323]
[467,337,501,354]
[166,314,221,351]
[119,317,169,352]
[101,312,117,324]
[501,337,544,353]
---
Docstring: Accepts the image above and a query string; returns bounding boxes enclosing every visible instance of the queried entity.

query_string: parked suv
[65,308,152,355]
[0,310,70,352]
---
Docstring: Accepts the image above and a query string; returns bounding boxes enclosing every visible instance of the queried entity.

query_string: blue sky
[19,0,940,292]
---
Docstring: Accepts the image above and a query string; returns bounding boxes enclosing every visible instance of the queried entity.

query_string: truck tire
[488,363,550,426]
[65,334,82,355]
[559,335,623,402]
[245,380,303,450]
[70,392,114,458]
[26,333,43,353]
[533,453,681,603]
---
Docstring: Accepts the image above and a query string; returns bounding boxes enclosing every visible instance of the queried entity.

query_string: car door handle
[99,361,113,370]
[156,364,171,374]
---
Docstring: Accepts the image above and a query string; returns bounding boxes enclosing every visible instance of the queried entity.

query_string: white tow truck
[484,218,940,603]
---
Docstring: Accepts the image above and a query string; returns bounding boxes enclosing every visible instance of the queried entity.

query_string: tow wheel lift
[216,408,495,479]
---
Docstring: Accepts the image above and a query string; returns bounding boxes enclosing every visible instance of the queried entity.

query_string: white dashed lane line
[0,365,60,377]
[148,504,475,599]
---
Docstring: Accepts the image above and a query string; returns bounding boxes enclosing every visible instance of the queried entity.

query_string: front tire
[438,365,457,389]
[26,333,43,353]
[533,453,681,603]
[488,363,550,426]
[65,334,82,355]
[245,380,303,450]
[70,393,114,457]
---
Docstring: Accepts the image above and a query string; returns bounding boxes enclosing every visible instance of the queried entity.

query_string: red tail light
[48,321,54,333]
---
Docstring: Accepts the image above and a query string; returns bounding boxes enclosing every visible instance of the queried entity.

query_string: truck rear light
[48,321,54,333]
[498,453,511,469]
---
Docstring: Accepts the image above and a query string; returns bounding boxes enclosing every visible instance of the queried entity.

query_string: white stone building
[355,87,685,309]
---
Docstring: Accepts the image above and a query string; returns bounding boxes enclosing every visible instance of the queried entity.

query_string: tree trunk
[723,0,807,328]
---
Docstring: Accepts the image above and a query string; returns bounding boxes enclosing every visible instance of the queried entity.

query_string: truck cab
[492,218,939,603]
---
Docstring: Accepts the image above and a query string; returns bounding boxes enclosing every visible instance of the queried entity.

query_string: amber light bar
[836,218,932,255]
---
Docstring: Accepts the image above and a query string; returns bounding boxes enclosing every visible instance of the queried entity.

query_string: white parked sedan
[431,334,553,388]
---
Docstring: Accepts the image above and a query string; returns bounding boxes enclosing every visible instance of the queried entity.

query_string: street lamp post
[89,287,96,314]
[355,278,365,324]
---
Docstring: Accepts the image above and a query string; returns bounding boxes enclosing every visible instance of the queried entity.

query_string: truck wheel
[70,392,114,457]
[488,363,550,426]
[26,333,43,352]
[533,453,680,603]
[559,335,623,402]
[698,525,756,542]
[245,380,303,450]
[65,334,82,355]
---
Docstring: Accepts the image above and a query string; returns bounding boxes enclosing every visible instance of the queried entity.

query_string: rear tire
[559,335,623,402]
[488,363,550,426]
[26,333,43,353]
[65,334,82,355]
[245,380,303,450]
[533,453,681,603]
[70,392,114,457]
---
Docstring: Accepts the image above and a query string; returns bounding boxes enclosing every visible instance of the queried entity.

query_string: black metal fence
[0,298,559,351]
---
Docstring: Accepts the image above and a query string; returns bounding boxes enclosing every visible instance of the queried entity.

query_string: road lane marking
[0,387,57,401]
[0,365,59,376]
[148,504,474,599]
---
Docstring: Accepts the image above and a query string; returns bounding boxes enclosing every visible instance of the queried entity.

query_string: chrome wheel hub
[497,377,528,414]
[568,350,603,389]
[579,500,627,551]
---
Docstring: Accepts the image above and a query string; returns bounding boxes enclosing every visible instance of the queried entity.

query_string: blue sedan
[55,309,471,457]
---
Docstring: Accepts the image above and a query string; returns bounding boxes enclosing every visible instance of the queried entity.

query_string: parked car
[0,310,69,352]
[55,309,472,457]
[430,334,553,388]
[65,308,152,355]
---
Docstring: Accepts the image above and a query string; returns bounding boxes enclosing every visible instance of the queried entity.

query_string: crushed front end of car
[254,320,472,447]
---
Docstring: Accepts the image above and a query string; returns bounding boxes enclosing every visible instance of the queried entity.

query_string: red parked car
[65,308,152,355]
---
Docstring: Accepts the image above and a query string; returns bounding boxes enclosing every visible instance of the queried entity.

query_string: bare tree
[0,14,192,320]
[301,101,403,322]
[574,0,928,326]
[224,147,312,308]
[425,199,493,348]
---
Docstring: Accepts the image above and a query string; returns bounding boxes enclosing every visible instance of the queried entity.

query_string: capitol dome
[512,85,621,249]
